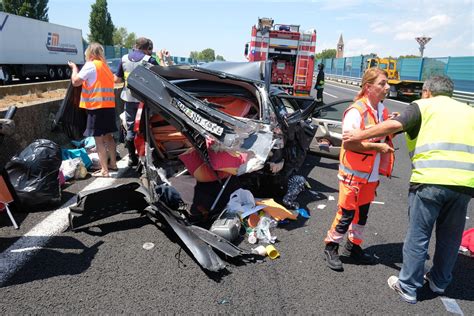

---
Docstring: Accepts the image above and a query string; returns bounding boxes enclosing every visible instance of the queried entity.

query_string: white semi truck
[0,11,84,84]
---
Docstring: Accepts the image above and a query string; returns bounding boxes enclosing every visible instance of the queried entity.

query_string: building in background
[336,34,344,58]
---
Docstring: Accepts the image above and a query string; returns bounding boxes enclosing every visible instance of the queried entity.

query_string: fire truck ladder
[295,40,308,86]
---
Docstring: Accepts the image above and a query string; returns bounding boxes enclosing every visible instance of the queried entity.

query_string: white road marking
[0,157,129,286]
[326,82,410,106]
[441,297,464,315]
[326,82,359,93]
[371,201,385,205]
[323,91,338,98]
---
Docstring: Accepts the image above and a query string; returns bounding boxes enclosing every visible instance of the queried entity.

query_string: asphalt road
[1,81,472,314]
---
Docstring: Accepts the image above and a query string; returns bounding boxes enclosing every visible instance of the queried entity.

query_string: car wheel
[57,67,65,79]
[1,67,12,85]
[48,67,56,80]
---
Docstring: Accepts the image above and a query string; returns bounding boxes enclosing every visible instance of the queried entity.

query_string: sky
[48,0,474,61]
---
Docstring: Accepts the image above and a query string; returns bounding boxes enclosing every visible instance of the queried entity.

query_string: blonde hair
[355,68,388,101]
[84,42,106,62]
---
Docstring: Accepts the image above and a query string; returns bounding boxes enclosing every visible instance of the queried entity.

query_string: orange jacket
[80,60,115,109]
[338,98,394,184]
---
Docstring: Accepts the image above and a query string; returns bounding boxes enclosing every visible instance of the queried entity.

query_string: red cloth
[461,228,474,253]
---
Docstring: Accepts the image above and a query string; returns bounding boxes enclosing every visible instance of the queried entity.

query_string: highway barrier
[325,74,473,105]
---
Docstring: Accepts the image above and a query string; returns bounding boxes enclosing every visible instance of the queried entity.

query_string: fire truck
[244,18,317,96]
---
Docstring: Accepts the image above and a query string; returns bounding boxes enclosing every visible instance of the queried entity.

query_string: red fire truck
[244,18,317,96]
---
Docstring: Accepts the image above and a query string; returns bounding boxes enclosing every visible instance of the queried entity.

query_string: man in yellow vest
[114,38,159,167]
[343,75,473,304]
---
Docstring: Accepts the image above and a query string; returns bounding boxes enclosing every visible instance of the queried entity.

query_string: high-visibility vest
[407,96,474,187]
[80,60,115,109]
[338,98,394,184]
[120,54,151,102]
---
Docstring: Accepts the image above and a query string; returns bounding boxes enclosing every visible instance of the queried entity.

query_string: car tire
[48,67,56,80]
[1,67,12,85]
[57,67,65,79]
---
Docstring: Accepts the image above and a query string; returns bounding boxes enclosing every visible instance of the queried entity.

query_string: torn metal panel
[128,65,275,175]
[146,205,227,272]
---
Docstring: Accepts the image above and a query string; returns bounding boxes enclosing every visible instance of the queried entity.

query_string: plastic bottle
[248,230,257,244]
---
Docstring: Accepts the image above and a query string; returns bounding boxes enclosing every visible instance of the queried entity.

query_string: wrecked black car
[68,61,318,272]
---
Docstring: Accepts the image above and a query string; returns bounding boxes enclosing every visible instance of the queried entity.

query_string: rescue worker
[68,43,117,177]
[315,63,325,103]
[323,68,395,271]
[343,75,473,304]
[114,37,159,167]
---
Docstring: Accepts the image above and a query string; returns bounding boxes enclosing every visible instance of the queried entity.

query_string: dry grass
[0,88,67,110]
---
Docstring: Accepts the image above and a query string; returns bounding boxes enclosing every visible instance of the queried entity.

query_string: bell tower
[336,34,344,58]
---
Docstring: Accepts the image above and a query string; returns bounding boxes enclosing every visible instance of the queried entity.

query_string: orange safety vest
[338,98,394,184]
[80,60,115,109]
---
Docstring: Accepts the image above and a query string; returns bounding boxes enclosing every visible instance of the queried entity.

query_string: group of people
[67,37,172,177]
[323,68,473,304]
[67,40,472,305]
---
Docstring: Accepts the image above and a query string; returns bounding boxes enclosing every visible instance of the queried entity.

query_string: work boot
[324,242,343,271]
[341,241,376,265]
[125,139,138,167]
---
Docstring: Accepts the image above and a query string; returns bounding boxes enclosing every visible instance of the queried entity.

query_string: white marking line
[326,82,359,93]
[323,91,338,98]
[326,82,410,106]
[0,157,128,285]
[440,297,464,315]
[371,201,385,205]
[386,98,410,106]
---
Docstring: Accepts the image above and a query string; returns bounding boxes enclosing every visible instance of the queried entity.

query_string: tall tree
[88,0,114,45]
[315,49,336,60]
[189,51,200,60]
[2,0,49,21]
[200,48,215,62]
[112,26,136,48]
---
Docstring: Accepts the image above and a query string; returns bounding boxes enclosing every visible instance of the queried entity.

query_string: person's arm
[68,61,84,87]
[343,120,403,142]
[343,137,394,153]
[342,107,395,153]
[114,61,124,83]
[114,74,123,84]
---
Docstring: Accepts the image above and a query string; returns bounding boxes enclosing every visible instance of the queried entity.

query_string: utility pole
[415,36,432,57]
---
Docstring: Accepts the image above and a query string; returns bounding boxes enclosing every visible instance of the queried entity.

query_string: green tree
[124,32,136,49]
[112,27,136,48]
[315,49,336,60]
[3,0,49,21]
[189,51,200,60]
[0,2,3,11]
[215,55,225,61]
[200,48,215,62]
[88,0,114,45]
[113,27,127,46]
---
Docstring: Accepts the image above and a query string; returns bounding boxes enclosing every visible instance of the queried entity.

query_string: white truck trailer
[0,11,84,84]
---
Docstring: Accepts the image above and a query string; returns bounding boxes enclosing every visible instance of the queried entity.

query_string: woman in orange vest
[323,68,396,271]
[68,43,118,177]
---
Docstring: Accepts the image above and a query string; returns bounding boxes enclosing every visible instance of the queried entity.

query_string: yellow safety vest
[407,96,474,187]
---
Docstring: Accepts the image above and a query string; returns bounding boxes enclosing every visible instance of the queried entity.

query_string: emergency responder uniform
[315,63,325,103]
[324,97,394,270]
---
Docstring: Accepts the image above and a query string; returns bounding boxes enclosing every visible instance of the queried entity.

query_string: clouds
[370,14,452,41]
[344,38,379,57]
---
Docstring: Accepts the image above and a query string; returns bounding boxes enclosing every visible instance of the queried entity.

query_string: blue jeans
[124,101,139,141]
[398,184,470,298]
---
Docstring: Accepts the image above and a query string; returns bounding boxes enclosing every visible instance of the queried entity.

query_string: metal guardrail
[325,74,473,105]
